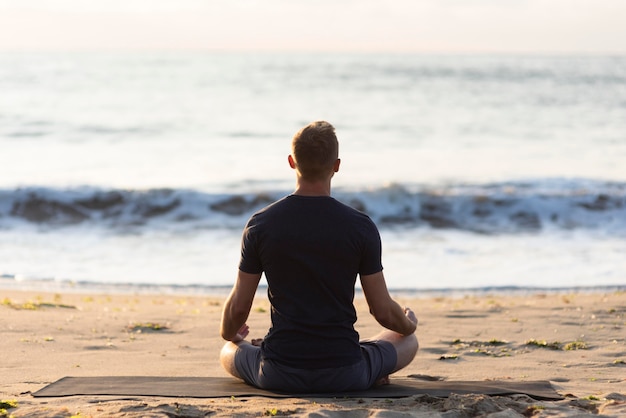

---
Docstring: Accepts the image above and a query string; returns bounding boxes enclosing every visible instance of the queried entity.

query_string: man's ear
[288,155,296,169]
[334,158,341,173]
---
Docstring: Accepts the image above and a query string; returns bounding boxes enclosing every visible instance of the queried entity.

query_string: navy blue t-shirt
[239,195,383,369]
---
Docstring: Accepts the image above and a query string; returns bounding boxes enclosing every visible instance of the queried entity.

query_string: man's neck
[293,179,332,197]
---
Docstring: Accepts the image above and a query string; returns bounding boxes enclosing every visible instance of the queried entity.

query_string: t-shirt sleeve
[358,218,384,275]
[238,219,263,274]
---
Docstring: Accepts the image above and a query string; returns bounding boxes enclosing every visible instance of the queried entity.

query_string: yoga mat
[32,376,563,400]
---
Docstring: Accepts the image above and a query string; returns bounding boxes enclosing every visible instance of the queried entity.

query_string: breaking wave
[1,178,625,234]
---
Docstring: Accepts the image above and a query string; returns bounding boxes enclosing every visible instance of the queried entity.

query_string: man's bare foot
[374,376,390,386]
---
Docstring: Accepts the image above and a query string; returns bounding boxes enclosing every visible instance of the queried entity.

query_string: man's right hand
[403,307,418,335]
[404,307,418,326]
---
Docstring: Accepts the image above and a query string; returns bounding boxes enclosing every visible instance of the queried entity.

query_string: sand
[1,289,625,417]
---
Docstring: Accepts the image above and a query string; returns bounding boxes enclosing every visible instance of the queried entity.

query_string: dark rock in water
[419,199,457,228]
[11,196,88,224]
[472,207,492,218]
[493,198,516,207]
[211,196,247,215]
[75,192,125,210]
[133,199,181,218]
[175,214,198,222]
[210,194,274,216]
[510,211,541,230]
[578,194,623,211]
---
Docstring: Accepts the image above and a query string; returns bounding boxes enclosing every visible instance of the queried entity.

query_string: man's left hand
[231,323,250,343]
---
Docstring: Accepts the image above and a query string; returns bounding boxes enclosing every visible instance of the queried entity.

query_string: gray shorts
[234,340,397,393]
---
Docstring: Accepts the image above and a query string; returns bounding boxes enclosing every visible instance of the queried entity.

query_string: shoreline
[2,288,625,417]
[1,276,623,298]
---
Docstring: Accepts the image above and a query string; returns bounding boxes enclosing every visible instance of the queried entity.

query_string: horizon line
[0,47,625,56]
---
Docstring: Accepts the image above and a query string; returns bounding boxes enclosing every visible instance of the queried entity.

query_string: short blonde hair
[291,121,339,181]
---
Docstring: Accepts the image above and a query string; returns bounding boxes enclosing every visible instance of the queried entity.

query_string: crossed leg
[220,338,264,380]
[362,329,419,385]
[220,332,418,385]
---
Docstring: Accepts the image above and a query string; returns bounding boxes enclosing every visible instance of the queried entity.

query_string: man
[220,121,418,393]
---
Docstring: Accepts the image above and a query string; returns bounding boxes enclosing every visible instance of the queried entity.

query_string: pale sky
[0,0,625,53]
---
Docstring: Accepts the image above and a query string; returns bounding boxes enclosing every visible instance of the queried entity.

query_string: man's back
[239,195,383,368]
[220,121,417,393]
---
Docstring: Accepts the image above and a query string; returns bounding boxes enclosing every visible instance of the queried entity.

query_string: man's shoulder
[333,198,374,221]
[256,195,289,212]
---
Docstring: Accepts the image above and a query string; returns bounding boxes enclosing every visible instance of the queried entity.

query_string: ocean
[1,52,625,295]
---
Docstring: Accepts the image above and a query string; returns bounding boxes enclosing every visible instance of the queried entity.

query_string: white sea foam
[1,179,624,233]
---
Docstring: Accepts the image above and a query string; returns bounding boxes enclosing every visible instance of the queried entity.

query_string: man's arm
[360,271,417,336]
[220,270,262,342]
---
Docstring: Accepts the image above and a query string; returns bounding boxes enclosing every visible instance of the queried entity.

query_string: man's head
[289,121,340,182]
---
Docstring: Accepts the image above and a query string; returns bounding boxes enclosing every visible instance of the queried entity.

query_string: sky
[0,0,625,53]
